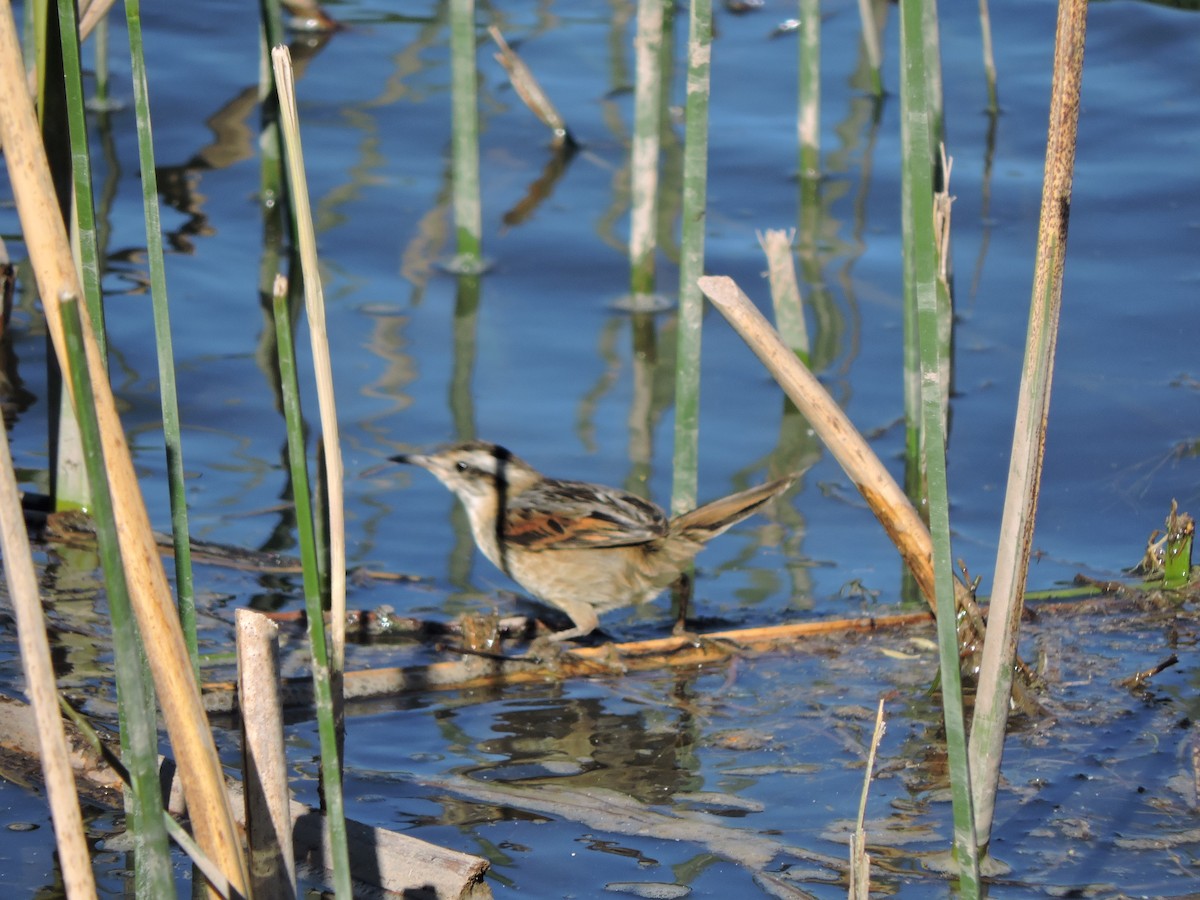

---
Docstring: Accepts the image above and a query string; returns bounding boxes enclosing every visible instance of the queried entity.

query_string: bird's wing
[501,479,669,550]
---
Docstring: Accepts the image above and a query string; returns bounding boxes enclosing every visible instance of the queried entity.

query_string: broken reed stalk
[236,609,297,898]
[0,350,96,898]
[969,0,1088,855]
[124,0,199,678]
[0,4,250,893]
[448,0,483,269]
[697,275,940,608]
[271,45,347,701]
[756,228,809,362]
[899,0,978,885]
[61,297,176,897]
[849,698,886,900]
[670,0,712,516]
[629,0,664,297]
[488,25,574,148]
[270,272,353,897]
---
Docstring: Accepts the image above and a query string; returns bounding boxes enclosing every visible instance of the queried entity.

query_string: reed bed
[0,0,1138,896]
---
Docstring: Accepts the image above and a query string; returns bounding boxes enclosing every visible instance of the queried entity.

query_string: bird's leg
[545,599,601,642]
[670,569,693,635]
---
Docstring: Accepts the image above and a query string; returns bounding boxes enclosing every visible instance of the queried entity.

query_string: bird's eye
[455,461,470,473]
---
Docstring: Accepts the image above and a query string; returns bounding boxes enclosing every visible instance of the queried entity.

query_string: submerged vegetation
[0,0,1196,896]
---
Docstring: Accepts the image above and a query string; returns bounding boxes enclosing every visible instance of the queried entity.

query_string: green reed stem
[797,0,820,182]
[979,0,999,114]
[271,274,352,897]
[629,0,664,297]
[855,0,883,97]
[899,0,979,890]
[93,14,110,106]
[448,0,483,270]
[670,0,712,516]
[259,0,287,220]
[970,0,1087,856]
[61,296,175,897]
[123,0,198,679]
[55,0,105,360]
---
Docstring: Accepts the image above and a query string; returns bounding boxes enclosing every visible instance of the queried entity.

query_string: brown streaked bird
[392,440,795,641]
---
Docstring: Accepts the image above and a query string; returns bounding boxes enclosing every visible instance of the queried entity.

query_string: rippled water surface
[2,0,1199,895]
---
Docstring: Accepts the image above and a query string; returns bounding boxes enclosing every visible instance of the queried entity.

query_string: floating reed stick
[970,0,1088,856]
[0,4,249,891]
[670,0,712,515]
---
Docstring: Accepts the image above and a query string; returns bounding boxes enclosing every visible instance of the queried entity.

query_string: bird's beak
[391,452,436,472]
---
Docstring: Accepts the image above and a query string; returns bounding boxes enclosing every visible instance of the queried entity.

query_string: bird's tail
[668,476,795,544]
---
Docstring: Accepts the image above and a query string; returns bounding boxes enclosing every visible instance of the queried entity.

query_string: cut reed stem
[237,608,297,898]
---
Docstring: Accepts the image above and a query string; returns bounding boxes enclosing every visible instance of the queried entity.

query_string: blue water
[2,0,1199,895]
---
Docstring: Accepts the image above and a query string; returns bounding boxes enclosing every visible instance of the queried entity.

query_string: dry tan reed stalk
[271,46,347,681]
[849,697,886,899]
[0,424,95,897]
[0,4,249,893]
[698,274,941,606]
[969,0,1089,852]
